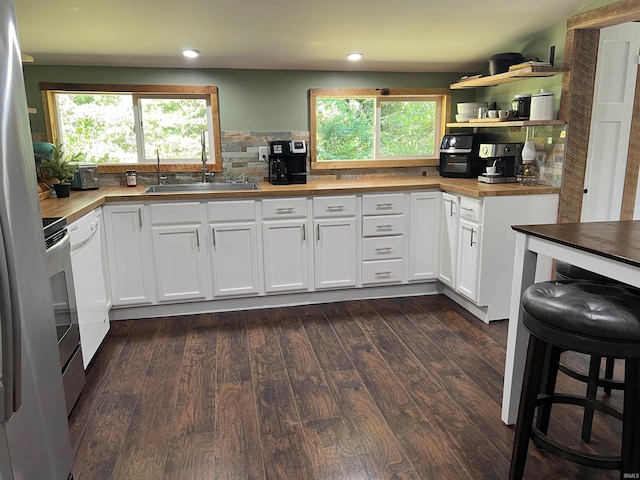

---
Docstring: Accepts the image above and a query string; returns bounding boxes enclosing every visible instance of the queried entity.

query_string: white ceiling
[15,0,594,72]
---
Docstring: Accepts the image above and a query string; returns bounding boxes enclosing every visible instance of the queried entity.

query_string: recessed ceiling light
[347,52,363,61]
[182,49,200,58]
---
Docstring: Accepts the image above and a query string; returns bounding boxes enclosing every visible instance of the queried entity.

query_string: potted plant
[39,142,81,198]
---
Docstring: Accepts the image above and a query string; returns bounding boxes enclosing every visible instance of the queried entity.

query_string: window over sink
[40,83,222,168]
[309,88,450,170]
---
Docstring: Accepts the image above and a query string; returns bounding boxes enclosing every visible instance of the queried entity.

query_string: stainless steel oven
[43,217,85,415]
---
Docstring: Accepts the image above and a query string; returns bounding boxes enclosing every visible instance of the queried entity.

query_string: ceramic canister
[529,89,555,121]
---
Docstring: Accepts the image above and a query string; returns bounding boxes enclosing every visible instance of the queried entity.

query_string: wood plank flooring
[68,295,624,479]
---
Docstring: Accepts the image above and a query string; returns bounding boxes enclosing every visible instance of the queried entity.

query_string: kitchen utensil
[477,107,488,119]
[512,94,531,118]
[498,110,512,119]
[530,89,555,121]
[457,102,486,115]
[489,53,525,75]
[487,110,498,118]
[486,166,497,175]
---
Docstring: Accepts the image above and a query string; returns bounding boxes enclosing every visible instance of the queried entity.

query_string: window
[310,88,450,169]
[41,83,221,168]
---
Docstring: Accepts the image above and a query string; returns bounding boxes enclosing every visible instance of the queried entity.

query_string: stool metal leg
[582,355,602,443]
[621,359,640,478]
[604,357,615,396]
[510,335,548,479]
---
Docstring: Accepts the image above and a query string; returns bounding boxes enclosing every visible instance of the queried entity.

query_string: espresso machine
[477,143,523,183]
[268,140,307,185]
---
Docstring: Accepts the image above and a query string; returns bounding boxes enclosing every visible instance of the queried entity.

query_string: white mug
[498,110,512,119]
[487,110,498,118]
[486,166,497,175]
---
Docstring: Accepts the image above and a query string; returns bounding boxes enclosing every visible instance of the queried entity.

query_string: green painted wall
[24,66,472,136]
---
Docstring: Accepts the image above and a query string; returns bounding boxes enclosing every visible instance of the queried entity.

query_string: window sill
[97,163,222,174]
[311,158,439,170]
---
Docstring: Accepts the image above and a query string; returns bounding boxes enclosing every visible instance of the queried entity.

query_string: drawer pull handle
[302,224,306,242]
[327,205,345,211]
[460,206,474,213]
[317,224,320,242]
[276,207,295,214]
[376,203,393,209]
[376,224,394,231]
[212,228,216,248]
[375,270,392,277]
[450,201,455,217]
[470,229,476,247]
[375,247,392,254]
[138,208,143,229]
[196,229,200,249]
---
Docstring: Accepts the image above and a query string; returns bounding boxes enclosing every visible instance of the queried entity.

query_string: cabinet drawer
[207,200,256,222]
[262,197,307,219]
[362,259,403,285]
[149,202,201,225]
[362,214,404,237]
[459,196,483,223]
[313,195,356,217]
[362,193,404,215]
[362,236,404,261]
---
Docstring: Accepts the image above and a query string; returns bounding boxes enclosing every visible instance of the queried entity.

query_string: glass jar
[125,169,137,187]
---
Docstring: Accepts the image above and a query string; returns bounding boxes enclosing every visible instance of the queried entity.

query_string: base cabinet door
[408,192,440,282]
[151,225,209,302]
[211,222,260,297]
[456,219,482,302]
[103,204,156,306]
[439,193,459,287]
[314,217,357,289]
[262,219,309,293]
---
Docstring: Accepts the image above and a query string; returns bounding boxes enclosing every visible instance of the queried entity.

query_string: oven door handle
[0,225,20,421]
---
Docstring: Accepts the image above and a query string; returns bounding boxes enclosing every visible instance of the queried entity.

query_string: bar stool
[509,280,640,479]
[554,261,624,442]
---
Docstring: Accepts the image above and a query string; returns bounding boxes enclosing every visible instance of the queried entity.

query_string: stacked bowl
[456,102,487,122]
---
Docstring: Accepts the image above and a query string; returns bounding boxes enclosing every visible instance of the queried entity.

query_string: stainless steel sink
[143,182,261,193]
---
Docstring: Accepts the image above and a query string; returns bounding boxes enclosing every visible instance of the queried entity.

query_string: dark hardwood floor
[68,295,623,479]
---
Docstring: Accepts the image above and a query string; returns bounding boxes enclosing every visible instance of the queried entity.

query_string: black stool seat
[510,280,640,479]
[555,260,618,284]
[523,281,640,356]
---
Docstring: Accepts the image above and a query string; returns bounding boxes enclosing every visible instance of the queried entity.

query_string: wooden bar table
[502,220,640,425]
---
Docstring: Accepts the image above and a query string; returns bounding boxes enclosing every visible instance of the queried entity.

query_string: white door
[438,193,459,287]
[582,22,640,221]
[456,219,481,302]
[151,225,208,302]
[314,217,357,289]
[263,219,309,293]
[408,192,440,282]
[103,204,156,305]
[211,222,260,297]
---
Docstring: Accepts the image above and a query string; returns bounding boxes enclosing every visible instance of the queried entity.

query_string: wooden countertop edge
[40,178,561,223]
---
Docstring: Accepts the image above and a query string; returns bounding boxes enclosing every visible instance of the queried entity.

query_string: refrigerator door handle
[0,226,20,421]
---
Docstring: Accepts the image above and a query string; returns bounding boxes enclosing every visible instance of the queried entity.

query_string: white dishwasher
[69,209,110,368]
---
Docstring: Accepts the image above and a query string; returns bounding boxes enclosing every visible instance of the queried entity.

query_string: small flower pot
[53,183,71,198]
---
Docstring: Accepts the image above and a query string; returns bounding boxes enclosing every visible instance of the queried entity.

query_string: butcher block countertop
[40,177,560,223]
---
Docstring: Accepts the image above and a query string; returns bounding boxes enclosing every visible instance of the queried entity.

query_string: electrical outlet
[258,146,268,162]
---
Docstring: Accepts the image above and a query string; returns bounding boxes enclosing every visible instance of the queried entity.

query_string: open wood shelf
[447,119,566,128]
[450,66,564,89]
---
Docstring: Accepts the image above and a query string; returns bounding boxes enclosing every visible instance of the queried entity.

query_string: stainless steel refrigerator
[0,0,74,478]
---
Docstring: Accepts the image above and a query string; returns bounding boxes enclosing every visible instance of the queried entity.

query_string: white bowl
[455,114,474,122]
[457,102,487,115]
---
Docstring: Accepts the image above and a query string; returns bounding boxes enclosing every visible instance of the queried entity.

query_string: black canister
[512,94,531,119]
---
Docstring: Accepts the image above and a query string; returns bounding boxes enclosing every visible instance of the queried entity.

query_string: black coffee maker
[268,140,307,185]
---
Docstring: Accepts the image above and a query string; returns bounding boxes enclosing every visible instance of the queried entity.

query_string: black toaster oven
[439,134,485,178]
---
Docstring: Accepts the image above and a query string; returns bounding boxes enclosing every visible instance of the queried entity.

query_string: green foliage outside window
[315,95,439,162]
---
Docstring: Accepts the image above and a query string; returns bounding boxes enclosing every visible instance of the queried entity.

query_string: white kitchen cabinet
[262,197,310,293]
[103,203,156,306]
[439,192,459,288]
[361,193,405,285]
[456,218,482,301]
[313,195,357,290]
[313,217,357,289]
[149,203,209,303]
[208,200,260,297]
[407,191,440,282]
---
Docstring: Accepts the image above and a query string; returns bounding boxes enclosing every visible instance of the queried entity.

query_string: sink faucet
[156,150,166,185]
[201,131,214,183]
